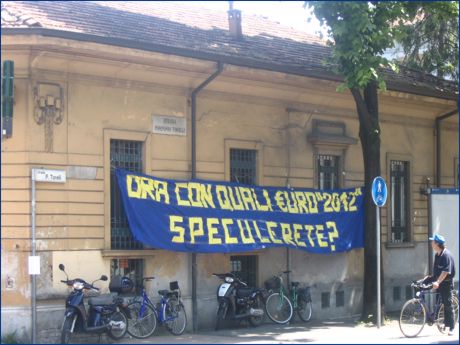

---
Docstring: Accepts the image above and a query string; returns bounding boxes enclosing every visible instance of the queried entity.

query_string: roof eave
[2,27,457,101]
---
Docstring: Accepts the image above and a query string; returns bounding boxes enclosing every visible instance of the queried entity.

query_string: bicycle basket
[264,276,280,290]
[109,275,134,294]
[297,287,312,303]
[170,281,179,291]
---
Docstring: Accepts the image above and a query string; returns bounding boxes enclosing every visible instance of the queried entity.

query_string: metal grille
[111,258,144,294]
[390,160,409,243]
[110,139,144,249]
[230,149,257,185]
[230,255,257,287]
[317,155,339,190]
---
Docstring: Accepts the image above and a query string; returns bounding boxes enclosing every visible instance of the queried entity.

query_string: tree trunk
[351,80,385,323]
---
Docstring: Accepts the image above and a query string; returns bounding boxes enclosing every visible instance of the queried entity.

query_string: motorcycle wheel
[215,301,228,331]
[61,315,76,344]
[248,295,265,327]
[107,311,128,340]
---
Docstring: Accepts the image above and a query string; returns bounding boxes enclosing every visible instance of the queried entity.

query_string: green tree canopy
[305,0,458,323]
[394,2,459,80]
[308,2,405,90]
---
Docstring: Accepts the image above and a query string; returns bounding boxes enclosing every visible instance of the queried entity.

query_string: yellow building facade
[1,2,458,342]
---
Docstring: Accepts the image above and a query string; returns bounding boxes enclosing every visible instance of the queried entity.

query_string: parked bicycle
[399,280,459,338]
[264,271,312,324]
[125,277,187,338]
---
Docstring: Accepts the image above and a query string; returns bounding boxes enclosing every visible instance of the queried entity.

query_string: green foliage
[395,2,458,80]
[305,1,458,87]
[1,332,22,344]
[305,2,406,90]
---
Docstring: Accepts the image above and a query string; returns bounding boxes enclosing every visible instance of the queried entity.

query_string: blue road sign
[372,176,387,207]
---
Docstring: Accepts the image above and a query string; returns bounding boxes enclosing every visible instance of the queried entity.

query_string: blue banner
[116,169,364,254]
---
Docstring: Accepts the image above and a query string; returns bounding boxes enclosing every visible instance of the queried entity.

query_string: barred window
[230,255,257,287]
[317,155,339,190]
[110,139,144,249]
[230,149,257,185]
[390,160,410,243]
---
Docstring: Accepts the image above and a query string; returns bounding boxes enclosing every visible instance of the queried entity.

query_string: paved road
[116,317,458,344]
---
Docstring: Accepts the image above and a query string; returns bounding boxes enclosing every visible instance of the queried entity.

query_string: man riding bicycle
[421,233,456,336]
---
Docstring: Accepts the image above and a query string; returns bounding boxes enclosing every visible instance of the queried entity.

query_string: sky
[174,1,324,36]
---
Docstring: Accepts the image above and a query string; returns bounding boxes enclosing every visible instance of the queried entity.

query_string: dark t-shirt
[433,248,456,284]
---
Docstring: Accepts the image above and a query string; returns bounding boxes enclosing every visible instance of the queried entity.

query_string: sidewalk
[117,316,459,344]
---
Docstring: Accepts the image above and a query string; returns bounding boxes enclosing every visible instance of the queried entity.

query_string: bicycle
[125,277,187,338]
[264,270,312,324]
[399,281,459,338]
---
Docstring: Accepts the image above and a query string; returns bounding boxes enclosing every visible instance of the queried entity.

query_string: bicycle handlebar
[411,282,433,290]
[60,279,99,291]
[212,273,248,286]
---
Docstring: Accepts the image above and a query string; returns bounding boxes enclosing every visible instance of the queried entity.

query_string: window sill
[102,249,157,258]
[102,249,266,258]
[385,242,416,249]
[223,250,264,256]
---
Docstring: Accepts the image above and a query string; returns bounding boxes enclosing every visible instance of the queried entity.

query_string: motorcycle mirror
[101,275,108,281]
[58,264,69,281]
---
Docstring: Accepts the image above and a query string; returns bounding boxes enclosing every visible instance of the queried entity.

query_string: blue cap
[429,233,445,244]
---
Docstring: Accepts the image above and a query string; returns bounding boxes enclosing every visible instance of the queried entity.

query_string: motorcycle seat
[88,293,117,306]
[236,287,257,298]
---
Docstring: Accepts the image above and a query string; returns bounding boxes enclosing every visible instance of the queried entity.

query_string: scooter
[59,264,128,343]
[212,273,266,331]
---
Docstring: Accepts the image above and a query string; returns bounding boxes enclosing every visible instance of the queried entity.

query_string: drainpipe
[190,62,223,332]
[435,109,457,187]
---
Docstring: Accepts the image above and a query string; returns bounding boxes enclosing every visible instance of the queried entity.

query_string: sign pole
[371,176,387,330]
[30,168,66,343]
[376,205,381,328]
[31,170,37,344]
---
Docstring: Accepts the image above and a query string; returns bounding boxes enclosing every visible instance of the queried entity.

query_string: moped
[212,273,266,330]
[59,264,128,343]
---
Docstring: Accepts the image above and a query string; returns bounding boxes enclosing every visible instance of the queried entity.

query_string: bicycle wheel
[399,299,426,338]
[107,311,128,340]
[126,302,157,339]
[297,299,312,322]
[455,296,459,324]
[165,297,187,335]
[265,292,293,324]
[436,296,459,333]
